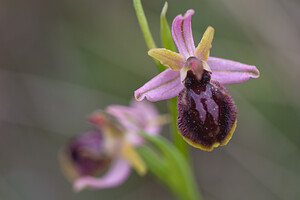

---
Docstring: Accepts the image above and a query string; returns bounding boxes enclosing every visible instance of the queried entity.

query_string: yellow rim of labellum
[180,120,237,151]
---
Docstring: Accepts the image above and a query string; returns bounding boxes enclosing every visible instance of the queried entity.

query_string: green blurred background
[1,0,300,199]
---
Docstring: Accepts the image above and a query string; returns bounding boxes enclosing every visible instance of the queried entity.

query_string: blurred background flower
[60,100,161,192]
[0,0,300,200]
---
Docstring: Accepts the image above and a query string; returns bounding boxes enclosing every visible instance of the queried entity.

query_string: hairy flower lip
[59,130,113,182]
[177,72,238,151]
[179,120,237,151]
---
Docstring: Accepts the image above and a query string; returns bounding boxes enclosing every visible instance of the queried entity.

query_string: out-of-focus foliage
[1,0,300,199]
[138,132,201,200]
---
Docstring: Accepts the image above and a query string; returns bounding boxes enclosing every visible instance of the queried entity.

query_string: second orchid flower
[59,100,162,191]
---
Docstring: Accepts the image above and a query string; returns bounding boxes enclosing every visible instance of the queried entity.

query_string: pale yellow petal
[194,26,215,61]
[120,142,147,176]
[148,48,185,71]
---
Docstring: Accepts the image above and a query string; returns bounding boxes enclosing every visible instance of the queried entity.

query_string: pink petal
[207,57,260,85]
[172,9,195,58]
[135,68,183,102]
[106,105,140,133]
[131,100,161,136]
[73,157,131,191]
[106,101,161,146]
[106,105,144,146]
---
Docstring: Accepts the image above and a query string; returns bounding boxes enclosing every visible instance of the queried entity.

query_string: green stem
[133,0,165,72]
[133,0,156,49]
[133,0,188,157]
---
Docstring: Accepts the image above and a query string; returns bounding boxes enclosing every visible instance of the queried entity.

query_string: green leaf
[138,132,202,200]
[160,2,176,51]
[137,146,168,184]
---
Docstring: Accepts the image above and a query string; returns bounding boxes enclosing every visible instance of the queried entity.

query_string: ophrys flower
[135,9,260,151]
[59,100,162,191]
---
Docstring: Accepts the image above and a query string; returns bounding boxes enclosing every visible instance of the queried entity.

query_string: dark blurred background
[1,0,300,199]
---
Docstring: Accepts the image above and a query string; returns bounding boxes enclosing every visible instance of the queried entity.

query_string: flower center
[180,56,212,87]
[180,56,212,84]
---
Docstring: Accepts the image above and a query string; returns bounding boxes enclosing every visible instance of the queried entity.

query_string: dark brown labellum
[177,70,237,151]
[60,130,112,180]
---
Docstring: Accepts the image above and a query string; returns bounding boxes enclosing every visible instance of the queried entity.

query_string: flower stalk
[133,0,189,158]
[133,0,166,72]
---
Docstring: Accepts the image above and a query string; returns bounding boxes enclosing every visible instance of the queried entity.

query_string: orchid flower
[135,9,260,151]
[59,100,162,191]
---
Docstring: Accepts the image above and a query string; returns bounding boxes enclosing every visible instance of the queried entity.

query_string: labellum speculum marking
[177,57,237,151]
